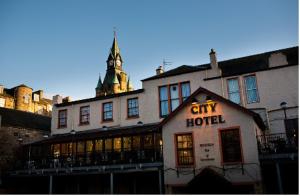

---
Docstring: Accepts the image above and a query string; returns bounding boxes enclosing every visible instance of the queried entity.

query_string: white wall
[162,93,262,186]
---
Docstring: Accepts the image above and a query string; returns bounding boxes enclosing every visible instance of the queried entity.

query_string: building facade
[0,84,53,116]
[9,36,298,194]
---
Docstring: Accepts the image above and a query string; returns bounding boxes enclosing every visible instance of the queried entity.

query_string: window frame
[127,97,139,118]
[174,132,195,167]
[243,74,260,104]
[79,105,90,125]
[58,109,67,128]
[159,81,191,118]
[102,102,113,122]
[227,77,242,105]
[219,126,244,165]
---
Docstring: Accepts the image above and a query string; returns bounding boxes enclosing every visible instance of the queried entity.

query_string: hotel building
[9,35,298,194]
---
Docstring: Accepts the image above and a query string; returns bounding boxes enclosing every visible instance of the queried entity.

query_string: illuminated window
[52,144,60,157]
[114,138,122,152]
[103,102,113,121]
[132,136,141,149]
[220,128,242,163]
[227,78,241,104]
[127,98,139,118]
[176,133,194,166]
[58,109,67,128]
[159,82,190,117]
[123,137,132,151]
[244,75,259,103]
[80,106,90,125]
[86,140,94,153]
[105,138,113,151]
[143,134,153,149]
[77,141,85,154]
[95,139,103,152]
[61,143,72,156]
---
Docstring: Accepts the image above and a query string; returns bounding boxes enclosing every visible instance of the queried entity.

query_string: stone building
[0,84,52,116]
[0,107,51,193]
[95,34,134,97]
[9,39,298,194]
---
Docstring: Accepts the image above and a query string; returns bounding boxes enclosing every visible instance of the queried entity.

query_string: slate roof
[142,46,298,81]
[0,107,51,131]
[56,89,144,107]
[29,123,159,145]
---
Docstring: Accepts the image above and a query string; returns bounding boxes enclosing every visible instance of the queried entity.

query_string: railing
[17,148,163,170]
[257,133,298,154]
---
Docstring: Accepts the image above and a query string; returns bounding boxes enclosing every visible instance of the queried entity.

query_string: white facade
[50,46,298,193]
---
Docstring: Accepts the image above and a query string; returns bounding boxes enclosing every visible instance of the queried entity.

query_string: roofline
[159,86,266,130]
[56,89,144,107]
[142,46,298,82]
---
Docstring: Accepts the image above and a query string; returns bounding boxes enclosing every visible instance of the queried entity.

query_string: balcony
[257,133,298,158]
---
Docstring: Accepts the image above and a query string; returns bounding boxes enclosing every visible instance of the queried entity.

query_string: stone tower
[96,33,134,97]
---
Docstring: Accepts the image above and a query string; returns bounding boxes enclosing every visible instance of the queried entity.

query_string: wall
[51,93,145,135]
[162,93,261,186]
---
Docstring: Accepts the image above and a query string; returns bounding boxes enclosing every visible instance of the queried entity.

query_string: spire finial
[113,27,117,38]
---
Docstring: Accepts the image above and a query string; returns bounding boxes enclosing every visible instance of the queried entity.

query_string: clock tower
[96,33,133,97]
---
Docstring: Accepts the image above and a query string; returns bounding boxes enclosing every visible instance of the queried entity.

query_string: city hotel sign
[186,102,225,127]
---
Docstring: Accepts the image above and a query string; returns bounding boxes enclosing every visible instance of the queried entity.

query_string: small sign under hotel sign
[186,102,225,127]
[200,143,215,161]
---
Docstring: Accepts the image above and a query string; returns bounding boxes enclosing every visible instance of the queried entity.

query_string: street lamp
[70,130,76,168]
[280,101,287,119]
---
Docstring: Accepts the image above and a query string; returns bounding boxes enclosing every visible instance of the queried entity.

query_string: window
[127,98,139,118]
[0,98,5,107]
[80,106,90,125]
[86,140,94,153]
[159,86,169,117]
[103,102,113,121]
[95,139,103,152]
[181,82,191,101]
[105,138,113,151]
[159,82,191,117]
[143,134,153,149]
[227,78,241,104]
[123,137,132,151]
[58,109,67,128]
[220,128,242,163]
[23,94,30,104]
[77,141,85,154]
[114,138,122,152]
[170,84,180,111]
[175,133,194,166]
[244,75,259,103]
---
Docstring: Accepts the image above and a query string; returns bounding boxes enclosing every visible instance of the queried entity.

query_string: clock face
[109,60,114,66]
[116,59,121,66]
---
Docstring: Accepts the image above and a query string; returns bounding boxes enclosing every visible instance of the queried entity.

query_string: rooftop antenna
[163,58,172,71]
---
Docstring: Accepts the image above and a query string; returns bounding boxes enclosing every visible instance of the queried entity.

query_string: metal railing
[17,148,163,170]
[257,133,298,154]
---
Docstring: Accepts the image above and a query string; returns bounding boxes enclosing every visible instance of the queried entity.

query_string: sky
[0,0,298,101]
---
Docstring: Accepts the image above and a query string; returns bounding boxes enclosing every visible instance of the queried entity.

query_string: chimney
[52,95,63,104]
[63,96,71,103]
[156,65,164,75]
[209,49,218,68]
[0,85,4,94]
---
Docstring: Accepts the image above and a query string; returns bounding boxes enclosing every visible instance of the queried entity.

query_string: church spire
[107,29,122,63]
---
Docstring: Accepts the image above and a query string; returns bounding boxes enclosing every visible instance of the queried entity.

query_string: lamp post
[280,101,287,120]
[70,130,76,168]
